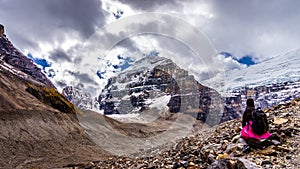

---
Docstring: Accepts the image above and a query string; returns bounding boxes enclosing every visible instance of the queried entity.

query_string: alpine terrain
[224,49,300,111]
[0,24,108,168]
[0,23,299,169]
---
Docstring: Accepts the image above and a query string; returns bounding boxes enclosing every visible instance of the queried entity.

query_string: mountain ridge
[225,48,300,90]
[97,55,234,126]
[0,29,109,168]
[0,33,55,89]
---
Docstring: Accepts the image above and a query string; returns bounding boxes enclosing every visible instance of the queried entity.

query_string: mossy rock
[25,83,76,114]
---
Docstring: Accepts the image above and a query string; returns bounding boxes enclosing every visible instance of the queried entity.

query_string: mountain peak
[0,32,75,113]
[0,32,55,88]
[0,24,4,37]
[97,56,238,125]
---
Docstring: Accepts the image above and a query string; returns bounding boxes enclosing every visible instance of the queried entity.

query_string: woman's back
[242,98,255,127]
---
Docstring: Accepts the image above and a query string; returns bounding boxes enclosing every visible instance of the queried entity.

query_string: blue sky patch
[116,55,134,71]
[220,52,232,58]
[27,53,51,70]
[120,60,132,71]
[220,52,256,66]
[96,70,106,79]
[113,9,124,19]
[238,55,255,66]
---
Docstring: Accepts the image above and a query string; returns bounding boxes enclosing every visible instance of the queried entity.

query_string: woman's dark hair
[246,98,255,107]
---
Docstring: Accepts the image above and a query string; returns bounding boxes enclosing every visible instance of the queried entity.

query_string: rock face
[0,24,4,36]
[98,56,225,125]
[83,98,300,169]
[0,33,72,113]
[0,32,55,88]
[62,85,99,110]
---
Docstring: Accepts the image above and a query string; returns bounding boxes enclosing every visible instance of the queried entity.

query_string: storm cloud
[115,0,300,59]
[0,0,105,51]
[1,0,300,92]
[49,48,72,62]
[118,0,182,11]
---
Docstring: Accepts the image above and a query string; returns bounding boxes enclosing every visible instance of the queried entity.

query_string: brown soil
[0,66,110,168]
[0,109,110,169]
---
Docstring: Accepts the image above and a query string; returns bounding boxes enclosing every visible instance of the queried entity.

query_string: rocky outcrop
[62,85,99,110]
[0,24,4,37]
[0,32,55,88]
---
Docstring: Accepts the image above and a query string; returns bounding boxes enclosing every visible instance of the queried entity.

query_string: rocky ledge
[75,98,300,169]
[0,31,55,88]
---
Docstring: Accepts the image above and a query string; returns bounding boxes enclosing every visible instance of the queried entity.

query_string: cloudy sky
[1,0,300,93]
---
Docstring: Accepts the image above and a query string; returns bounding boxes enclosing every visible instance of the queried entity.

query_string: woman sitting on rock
[239,98,272,152]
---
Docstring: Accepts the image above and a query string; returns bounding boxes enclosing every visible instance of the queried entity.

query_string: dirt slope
[0,64,110,168]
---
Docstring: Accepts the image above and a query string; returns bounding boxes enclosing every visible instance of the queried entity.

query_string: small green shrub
[25,83,76,114]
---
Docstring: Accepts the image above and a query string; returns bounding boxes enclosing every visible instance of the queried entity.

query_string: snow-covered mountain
[98,56,240,125]
[99,56,185,115]
[226,48,300,90]
[224,48,300,110]
[62,84,100,110]
[60,51,162,111]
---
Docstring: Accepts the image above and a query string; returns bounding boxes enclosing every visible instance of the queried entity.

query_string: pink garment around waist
[240,121,271,140]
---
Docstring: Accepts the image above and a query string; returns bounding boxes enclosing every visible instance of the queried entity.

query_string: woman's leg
[239,136,251,153]
[239,137,248,145]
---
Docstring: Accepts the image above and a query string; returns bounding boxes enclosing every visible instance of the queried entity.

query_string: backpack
[251,108,269,135]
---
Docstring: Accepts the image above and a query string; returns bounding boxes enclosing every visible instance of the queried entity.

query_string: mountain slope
[0,34,55,88]
[98,56,230,126]
[0,30,108,168]
[226,48,300,90]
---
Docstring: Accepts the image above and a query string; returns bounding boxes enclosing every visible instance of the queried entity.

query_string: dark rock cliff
[0,32,55,88]
[98,56,226,126]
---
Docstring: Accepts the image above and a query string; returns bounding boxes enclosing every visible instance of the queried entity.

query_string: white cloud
[1,0,300,93]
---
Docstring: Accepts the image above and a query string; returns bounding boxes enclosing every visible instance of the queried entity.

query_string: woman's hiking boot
[242,145,251,153]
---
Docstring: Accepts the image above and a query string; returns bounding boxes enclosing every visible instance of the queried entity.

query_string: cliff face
[0,24,4,37]
[98,56,225,126]
[0,33,55,88]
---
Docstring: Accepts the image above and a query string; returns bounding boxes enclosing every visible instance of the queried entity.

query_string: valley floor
[1,100,299,169]
[74,99,300,169]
